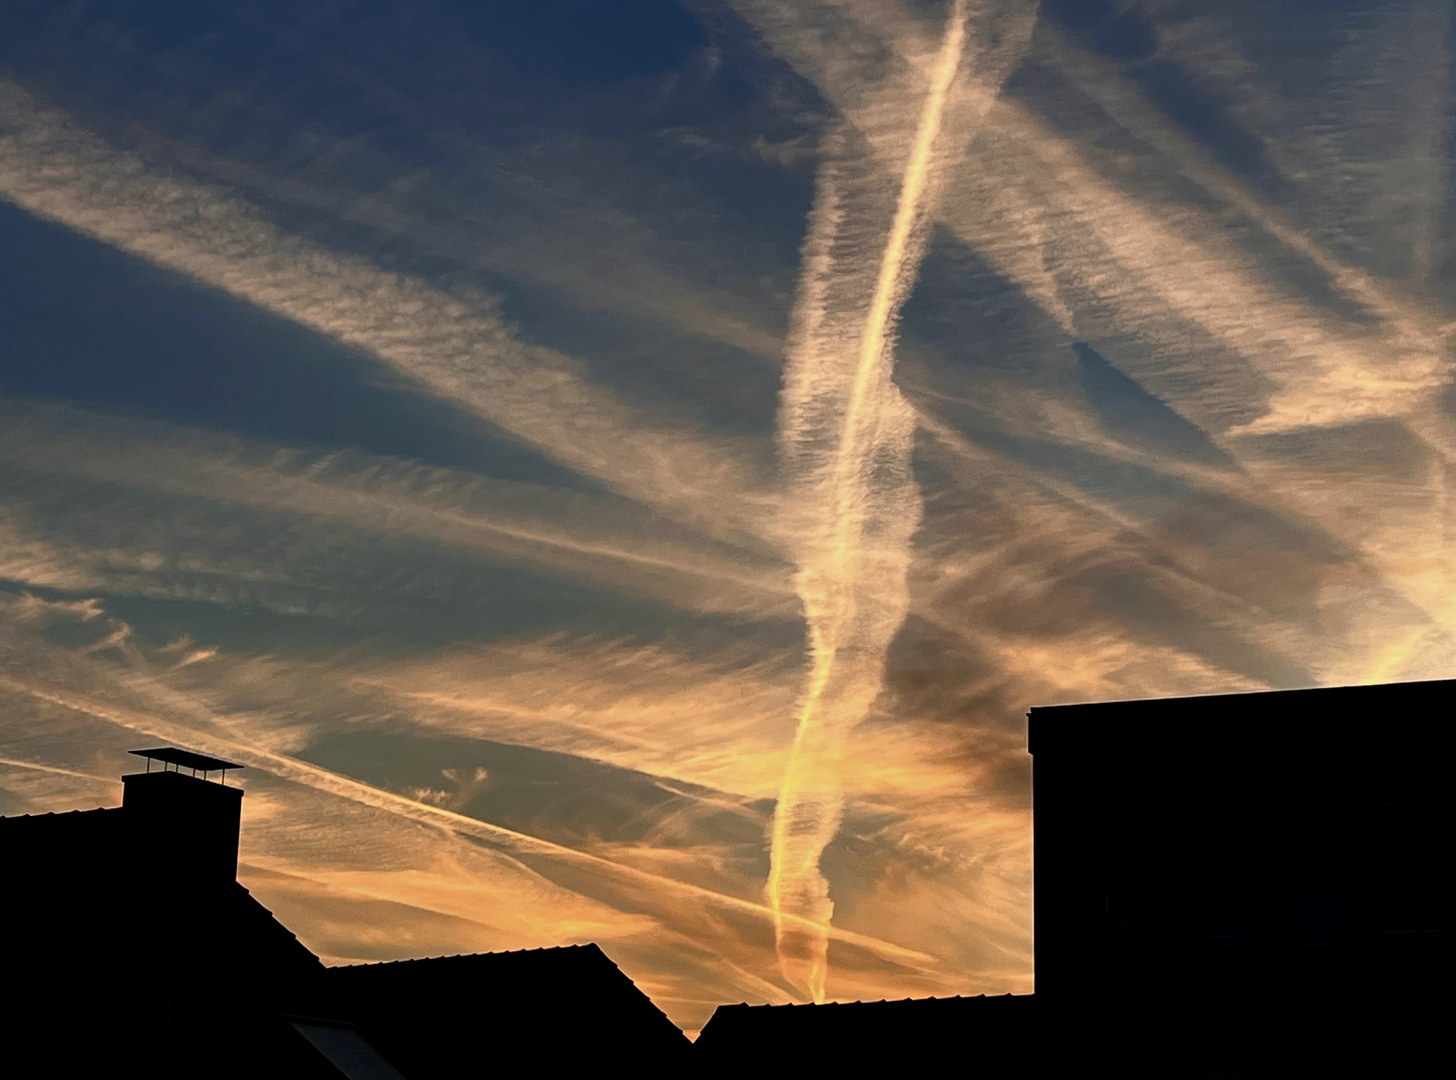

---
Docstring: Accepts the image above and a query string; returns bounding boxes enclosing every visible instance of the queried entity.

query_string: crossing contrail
[769,0,972,1003]
[0,81,771,549]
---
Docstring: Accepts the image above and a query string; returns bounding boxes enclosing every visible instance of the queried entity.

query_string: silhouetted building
[335,946,692,1078]
[0,748,398,1077]
[1030,679,1453,1078]
[694,993,1035,1078]
[697,679,1453,1079]
[10,678,1452,1077]
[0,748,687,1078]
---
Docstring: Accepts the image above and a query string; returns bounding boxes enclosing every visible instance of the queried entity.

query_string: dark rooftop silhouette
[129,745,245,778]
[1030,677,1453,1078]
[335,944,692,1078]
[5,679,1451,1077]
[694,993,1035,1077]
[1027,677,1456,753]
[0,747,687,1078]
[693,677,1453,1078]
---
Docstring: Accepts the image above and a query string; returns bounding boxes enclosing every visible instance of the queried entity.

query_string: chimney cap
[129,747,245,773]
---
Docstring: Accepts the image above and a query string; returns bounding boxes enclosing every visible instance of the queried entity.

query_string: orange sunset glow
[2,0,1453,1045]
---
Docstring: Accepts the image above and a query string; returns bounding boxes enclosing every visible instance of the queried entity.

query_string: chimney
[122,747,245,888]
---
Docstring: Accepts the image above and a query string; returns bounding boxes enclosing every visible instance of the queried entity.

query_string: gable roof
[333,944,691,1079]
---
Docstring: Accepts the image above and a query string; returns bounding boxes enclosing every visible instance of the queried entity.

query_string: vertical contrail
[769,0,970,1003]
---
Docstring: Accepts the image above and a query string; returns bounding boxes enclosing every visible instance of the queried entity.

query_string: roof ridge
[720,992,1024,1010]
[0,806,121,821]
[335,942,593,969]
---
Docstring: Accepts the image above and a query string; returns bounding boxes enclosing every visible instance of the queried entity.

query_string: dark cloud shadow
[0,201,594,489]
[1073,342,1237,467]
[1038,0,1287,196]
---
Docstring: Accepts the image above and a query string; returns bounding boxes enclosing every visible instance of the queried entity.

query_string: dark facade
[0,762,394,1078]
[8,677,1453,1077]
[335,946,692,1078]
[694,993,1035,1078]
[0,752,688,1078]
[1030,678,1453,1078]
[696,678,1453,1078]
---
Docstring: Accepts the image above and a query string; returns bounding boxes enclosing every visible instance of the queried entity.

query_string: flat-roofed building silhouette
[696,679,1452,1078]
[1030,679,1453,1078]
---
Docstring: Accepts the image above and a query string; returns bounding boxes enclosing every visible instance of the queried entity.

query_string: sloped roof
[1,801,398,1077]
[0,806,127,866]
[334,944,691,1079]
[0,805,124,831]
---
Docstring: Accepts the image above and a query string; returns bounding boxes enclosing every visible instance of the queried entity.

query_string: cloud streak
[0,401,796,622]
[5,0,1456,1033]
[0,665,935,964]
[761,0,1456,673]
[0,81,774,548]
[769,0,1005,1002]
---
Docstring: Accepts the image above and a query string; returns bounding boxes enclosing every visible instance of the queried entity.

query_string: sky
[2,0,1454,1034]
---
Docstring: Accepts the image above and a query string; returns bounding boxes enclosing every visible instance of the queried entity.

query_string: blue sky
[2,0,1454,1031]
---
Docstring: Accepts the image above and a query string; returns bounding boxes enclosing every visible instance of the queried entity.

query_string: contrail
[0,671,934,969]
[0,81,771,549]
[744,1,1456,651]
[0,756,114,785]
[0,403,796,621]
[769,0,970,1003]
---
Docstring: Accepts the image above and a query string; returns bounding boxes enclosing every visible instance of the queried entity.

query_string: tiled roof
[695,992,1036,1077]
[0,806,123,823]
[333,942,664,1015]
[0,806,125,842]
[699,991,1034,1031]
[342,941,604,966]
[716,992,1026,1008]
